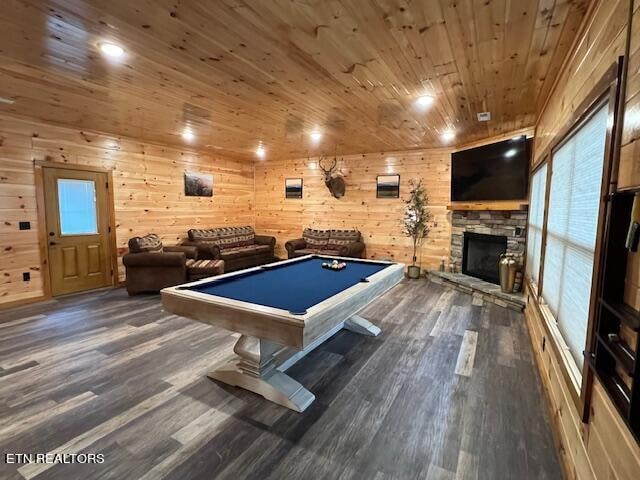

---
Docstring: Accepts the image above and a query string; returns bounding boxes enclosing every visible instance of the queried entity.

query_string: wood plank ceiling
[0,0,588,161]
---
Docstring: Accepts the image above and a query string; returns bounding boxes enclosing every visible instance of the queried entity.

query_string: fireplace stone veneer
[450,210,527,274]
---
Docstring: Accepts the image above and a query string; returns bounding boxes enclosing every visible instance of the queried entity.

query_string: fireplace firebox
[462,232,507,284]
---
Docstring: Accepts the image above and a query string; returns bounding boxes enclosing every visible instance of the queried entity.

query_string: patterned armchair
[285,228,365,259]
[182,226,276,272]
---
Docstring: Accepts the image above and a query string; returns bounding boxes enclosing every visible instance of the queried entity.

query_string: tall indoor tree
[402,179,433,278]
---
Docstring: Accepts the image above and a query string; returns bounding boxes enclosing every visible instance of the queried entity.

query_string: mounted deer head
[318,155,346,199]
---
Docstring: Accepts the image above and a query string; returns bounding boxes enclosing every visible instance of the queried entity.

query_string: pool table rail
[161,287,306,348]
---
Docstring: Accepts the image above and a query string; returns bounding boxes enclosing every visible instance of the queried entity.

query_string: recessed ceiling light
[181,128,195,142]
[99,42,124,58]
[441,130,455,142]
[511,135,525,141]
[504,148,517,158]
[310,131,322,142]
[415,95,435,109]
[256,145,266,158]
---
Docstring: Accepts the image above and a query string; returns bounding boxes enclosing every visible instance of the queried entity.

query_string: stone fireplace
[428,209,528,311]
[450,210,527,276]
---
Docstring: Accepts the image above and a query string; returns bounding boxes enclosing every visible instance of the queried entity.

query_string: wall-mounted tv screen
[451,136,530,201]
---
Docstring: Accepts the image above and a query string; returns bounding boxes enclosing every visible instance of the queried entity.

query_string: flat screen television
[451,136,530,201]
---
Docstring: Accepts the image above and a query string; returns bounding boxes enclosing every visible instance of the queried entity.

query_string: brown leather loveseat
[183,226,276,272]
[123,234,224,295]
[285,228,365,259]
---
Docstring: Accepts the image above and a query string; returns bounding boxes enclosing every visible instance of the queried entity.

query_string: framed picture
[377,174,400,198]
[184,171,213,197]
[285,178,303,199]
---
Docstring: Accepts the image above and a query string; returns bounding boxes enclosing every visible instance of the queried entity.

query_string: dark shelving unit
[589,190,640,442]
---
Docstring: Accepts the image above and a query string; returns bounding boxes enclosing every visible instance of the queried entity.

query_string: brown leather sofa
[182,226,276,272]
[285,228,365,258]
[123,234,224,295]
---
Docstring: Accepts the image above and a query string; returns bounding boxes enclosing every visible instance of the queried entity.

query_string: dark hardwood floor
[0,280,562,480]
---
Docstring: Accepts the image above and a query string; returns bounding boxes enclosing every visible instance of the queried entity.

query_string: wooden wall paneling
[534,0,630,167]
[589,380,640,480]
[525,284,595,480]
[451,127,534,153]
[525,283,640,480]
[254,149,452,269]
[619,0,640,190]
[0,124,43,305]
[0,114,254,307]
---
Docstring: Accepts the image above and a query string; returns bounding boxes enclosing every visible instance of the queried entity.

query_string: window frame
[525,159,548,296]
[528,61,621,418]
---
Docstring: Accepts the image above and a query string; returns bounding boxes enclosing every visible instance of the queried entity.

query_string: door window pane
[57,179,98,235]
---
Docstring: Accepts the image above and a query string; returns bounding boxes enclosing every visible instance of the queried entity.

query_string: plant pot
[407,265,421,279]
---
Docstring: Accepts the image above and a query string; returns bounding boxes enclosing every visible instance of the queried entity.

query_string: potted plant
[402,179,433,279]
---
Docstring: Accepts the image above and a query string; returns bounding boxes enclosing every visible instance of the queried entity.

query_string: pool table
[161,255,404,412]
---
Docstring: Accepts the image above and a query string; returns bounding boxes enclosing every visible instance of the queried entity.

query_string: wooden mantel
[446,200,529,211]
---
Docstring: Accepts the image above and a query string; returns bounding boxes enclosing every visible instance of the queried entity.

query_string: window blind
[526,164,547,284]
[542,104,607,369]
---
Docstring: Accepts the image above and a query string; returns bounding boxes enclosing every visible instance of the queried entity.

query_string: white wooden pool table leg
[208,335,315,413]
[208,314,380,413]
[343,314,382,337]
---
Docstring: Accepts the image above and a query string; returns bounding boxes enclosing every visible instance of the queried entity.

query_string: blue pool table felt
[184,256,391,314]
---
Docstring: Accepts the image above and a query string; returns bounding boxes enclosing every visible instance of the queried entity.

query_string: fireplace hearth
[462,231,507,284]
